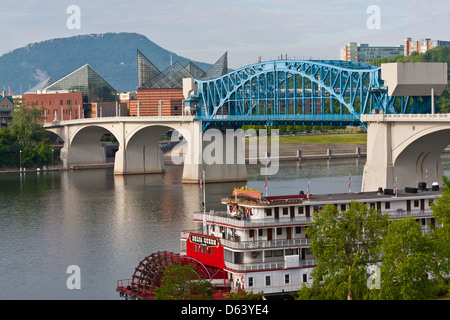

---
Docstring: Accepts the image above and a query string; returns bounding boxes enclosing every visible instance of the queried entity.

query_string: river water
[1,157,449,300]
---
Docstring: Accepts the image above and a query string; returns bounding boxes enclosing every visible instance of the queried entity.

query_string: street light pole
[19,150,22,172]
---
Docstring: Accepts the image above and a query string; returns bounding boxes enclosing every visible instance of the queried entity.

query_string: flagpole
[202,169,206,214]
[202,168,206,234]
[307,180,310,200]
[264,177,268,197]
[394,177,398,197]
[348,174,351,193]
[265,152,268,197]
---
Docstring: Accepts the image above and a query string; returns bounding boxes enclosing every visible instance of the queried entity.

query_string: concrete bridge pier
[361,114,450,192]
[114,125,167,175]
[181,122,247,184]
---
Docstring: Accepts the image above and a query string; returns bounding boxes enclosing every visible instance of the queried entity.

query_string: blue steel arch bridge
[187,59,433,130]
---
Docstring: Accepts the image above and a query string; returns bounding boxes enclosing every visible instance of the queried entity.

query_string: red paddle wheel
[116,251,230,299]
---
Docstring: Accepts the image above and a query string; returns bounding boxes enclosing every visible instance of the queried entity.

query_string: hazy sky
[1,0,449,68]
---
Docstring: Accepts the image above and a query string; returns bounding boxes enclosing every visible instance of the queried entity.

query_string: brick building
[133,50,228,116]
[23,91,84,122]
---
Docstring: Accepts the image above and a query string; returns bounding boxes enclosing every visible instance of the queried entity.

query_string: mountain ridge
[0,32,212,93]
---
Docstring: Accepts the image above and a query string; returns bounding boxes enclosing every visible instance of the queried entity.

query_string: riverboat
[117,182,441,299]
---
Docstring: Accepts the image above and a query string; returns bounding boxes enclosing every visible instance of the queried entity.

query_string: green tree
[0,128,21,166]
[226,290,263,300]
[305,201,388,300]
[430,176,450,287]
[153,262,214,300]
[375,217,438,300]
[8,98,46,147]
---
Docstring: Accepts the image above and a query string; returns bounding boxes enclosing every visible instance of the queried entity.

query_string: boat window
[295,226,302,234]
[298,206,304,214]
[265,276,271,286]
[285,274,290,284]
[248,277,254,287]
[414,200,419,207]
[277,228,282,235]
[283,207,288,215]
[265,208,272,216]
[303,274,308,283]
[274,250,283,257]
[385,202,390,209]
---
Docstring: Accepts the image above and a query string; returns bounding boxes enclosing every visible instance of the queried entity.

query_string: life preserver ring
[232,205,236,212]
[251,251,258,258]
[245,207,249,214]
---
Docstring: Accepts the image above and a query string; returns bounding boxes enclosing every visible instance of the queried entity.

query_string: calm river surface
[1,157,450,300]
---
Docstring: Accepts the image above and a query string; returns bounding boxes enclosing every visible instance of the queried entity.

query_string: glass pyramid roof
[137,51,228,90]
[138,50,161,89]
[45,64,117,102]
[203,52,228,79]
[24,77,55,94]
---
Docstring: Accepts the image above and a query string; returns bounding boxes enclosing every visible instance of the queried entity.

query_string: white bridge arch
[44,116,246,183]
[361,113,450,192]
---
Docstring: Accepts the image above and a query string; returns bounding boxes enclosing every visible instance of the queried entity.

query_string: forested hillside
[0,32,211,93]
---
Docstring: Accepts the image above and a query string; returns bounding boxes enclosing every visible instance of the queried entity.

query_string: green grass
[277,133,367,144]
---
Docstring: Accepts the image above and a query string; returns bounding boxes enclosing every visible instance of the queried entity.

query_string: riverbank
[3,138,449,172]
[165,140,367,164]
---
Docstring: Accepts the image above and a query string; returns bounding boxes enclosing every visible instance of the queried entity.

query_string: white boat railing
[224,259,316,272]
[193,211,312,227]
[194,208,435,228]
[220,237,312,250]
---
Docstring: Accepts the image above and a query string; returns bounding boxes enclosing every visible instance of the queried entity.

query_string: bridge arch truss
[192,60,431,129]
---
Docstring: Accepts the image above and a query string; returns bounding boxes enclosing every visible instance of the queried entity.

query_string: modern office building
[340,42,404,63]
[132,50,228,117]
[405,38,450,56]
[341,37,450,63]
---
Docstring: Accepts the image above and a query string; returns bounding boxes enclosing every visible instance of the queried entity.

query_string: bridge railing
[196,114,360,122]
[361,113,450,122]
[43,115,195,127]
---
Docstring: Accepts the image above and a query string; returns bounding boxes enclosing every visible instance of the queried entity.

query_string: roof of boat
[223,187,441,205]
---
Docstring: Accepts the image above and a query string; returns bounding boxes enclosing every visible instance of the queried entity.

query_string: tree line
[0,98,54,168]
[297,181,449,300]
[241,124,349,135]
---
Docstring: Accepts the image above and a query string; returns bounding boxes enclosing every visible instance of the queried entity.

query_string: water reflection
[1,156,449,299]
